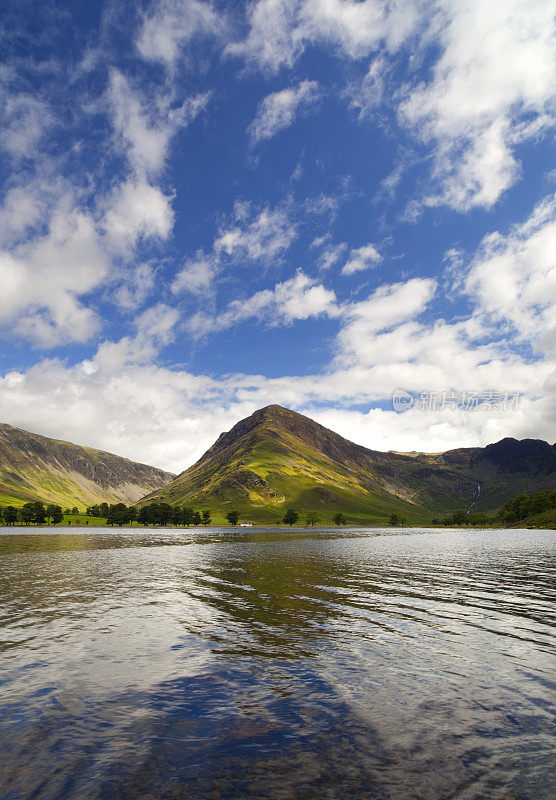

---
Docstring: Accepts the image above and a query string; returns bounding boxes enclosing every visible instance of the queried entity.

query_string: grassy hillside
[0,423,175,508]
[141,405,556,524]
[509,508,556,529]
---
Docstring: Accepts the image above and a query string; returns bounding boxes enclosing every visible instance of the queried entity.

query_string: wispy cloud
[137,0,224,67]
[214,202,298,263]
[248,80,322,144]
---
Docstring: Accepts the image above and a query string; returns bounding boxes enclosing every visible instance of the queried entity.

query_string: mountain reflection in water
[0,527,554,799]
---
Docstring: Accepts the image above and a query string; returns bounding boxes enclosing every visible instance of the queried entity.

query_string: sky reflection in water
[0,527,554,799]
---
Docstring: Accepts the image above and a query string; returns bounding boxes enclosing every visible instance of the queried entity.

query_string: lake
[0,527,554,800]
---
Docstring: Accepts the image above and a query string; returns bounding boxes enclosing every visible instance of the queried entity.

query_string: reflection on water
[0,527,554,799]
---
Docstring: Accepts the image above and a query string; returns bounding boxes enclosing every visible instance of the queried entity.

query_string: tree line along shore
[1,490,554,528]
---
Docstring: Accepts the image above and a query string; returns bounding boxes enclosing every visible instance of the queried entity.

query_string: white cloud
[115,262,156,310]
[337,278,436,361]
[187,270,339,336]
[215,204,298,262]
[103,176,175,253]
[342,242,382,274]
[171,203,299,299]
[0,175,66,248]
[227,0,422,73]
[349,55,389,117]
[172,250,216,295]
[233,0,555,211]
[2,196,555,469]
[0,203,108,347]
[95,303,180,368]
[0,324,551,473]
[248,80,322,143]
[107,69,210,176]
[400,0,556,210]
[137,0,223,66]
[317,241,347,270]
[3,196,553,463]
[465,194,556,353]
[0,92,54,160]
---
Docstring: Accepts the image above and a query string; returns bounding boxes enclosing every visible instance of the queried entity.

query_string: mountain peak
[207,404,306,457]
[143,404,556,522]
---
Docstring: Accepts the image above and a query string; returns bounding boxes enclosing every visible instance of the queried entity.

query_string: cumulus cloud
[0,203,108,347]
[233,0,555,211]
[342,243,382,274]
[187,270,339,336]
[248,80,322,143]
[172,250,216,295]
[465,193,556,352]
[103,176,175,253]
[1,195,554,469]
[3,193,552,463]
[1,1,555,467]
[336,278,436,360]
[0,31,210,348]
[95,303,180,368]
[0,318,551,473]
[399,0,556,210]
[115,262,157,310]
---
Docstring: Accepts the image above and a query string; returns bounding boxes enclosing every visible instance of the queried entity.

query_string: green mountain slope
[0,423,175,508]
[141,405,556,523]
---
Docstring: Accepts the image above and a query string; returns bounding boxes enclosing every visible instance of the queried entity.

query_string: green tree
[47,504,63,525]
[106,503,130,526]
[193,511,202,526]
[138,506,152,526]
[71,507,78,515]
[389,512,406,526]
[30,502,46,525]
[171,506,183,526]
[226,510,239,526]
[333,512,347,526]
[159,503,173,526]
[202,510,212,526]
[283,508,299,526]
[305,511,320,526]
[21,504,34,525]
[451,510,467,526]
[5,506,18,525]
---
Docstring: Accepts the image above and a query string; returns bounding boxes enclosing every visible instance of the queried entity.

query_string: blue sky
[0,0,555,471]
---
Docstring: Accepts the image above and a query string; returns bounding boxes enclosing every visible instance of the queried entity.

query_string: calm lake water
[0,527,554,800]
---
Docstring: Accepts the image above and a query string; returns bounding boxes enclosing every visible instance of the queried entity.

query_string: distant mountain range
[142,405,556,524]
[1,406,554,521]
[0,423,174,508]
